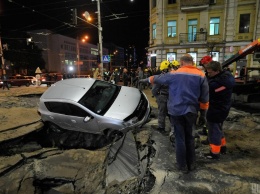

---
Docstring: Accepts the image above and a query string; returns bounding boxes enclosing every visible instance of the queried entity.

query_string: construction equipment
[222,38,260,103]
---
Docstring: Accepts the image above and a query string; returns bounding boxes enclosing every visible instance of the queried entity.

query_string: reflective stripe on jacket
[207,70,235,123]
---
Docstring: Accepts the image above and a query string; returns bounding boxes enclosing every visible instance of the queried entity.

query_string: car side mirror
[84,116,91,122]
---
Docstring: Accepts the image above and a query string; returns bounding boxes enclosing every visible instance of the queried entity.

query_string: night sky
[0,0,149,60]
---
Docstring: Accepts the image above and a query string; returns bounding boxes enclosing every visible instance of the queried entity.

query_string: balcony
[180,0,210,11]
[179,32,207,45]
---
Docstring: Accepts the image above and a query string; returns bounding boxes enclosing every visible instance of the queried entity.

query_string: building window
[239,14,250,33]
[168,0,176,4]
[188,19,197,42]
[210,52,219,61]
[167,53,176,62]
[209,17,220,35]
[152,0,156,8]
[167,20,176,37]
[152,23,156,39]
[188,52,197,65]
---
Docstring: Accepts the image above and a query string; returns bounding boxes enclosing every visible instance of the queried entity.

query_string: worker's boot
[169,131,175,147]
[151,124,168,135]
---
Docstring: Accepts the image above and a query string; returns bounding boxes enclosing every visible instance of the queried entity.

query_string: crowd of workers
[91,54,236,174]
[137,54,235,174]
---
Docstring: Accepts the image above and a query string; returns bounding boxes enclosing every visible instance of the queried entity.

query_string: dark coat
[207,70,236,123]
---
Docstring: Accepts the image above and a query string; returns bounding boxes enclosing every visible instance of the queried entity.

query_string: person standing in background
[2,74,9,90]
[122,68,129,86]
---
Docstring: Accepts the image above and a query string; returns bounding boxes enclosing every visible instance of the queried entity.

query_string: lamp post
[96,0,103,78]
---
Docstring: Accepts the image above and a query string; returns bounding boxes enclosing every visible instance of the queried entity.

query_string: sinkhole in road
[0,124,123,156]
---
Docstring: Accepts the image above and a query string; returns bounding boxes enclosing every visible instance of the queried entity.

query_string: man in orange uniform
[139,54,209,173]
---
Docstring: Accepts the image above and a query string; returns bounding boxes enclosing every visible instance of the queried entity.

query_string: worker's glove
[198,109,207,127]
[138,78,149,84]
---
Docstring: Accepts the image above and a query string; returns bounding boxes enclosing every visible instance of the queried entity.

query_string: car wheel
[7,83,12,88]
[26,82,30,87]
[105,129,124,141]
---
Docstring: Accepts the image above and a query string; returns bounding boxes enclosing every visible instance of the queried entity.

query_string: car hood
[104,86,141,120]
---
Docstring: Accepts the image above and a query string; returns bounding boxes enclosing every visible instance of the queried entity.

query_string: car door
[60,102,101,134]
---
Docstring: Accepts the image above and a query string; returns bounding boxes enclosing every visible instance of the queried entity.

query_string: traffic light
[71,8,77,25]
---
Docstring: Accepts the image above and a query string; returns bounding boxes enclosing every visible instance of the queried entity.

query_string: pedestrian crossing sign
[103,55,110,63]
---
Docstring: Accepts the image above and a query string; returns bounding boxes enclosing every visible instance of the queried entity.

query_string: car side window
[45,102,90,117]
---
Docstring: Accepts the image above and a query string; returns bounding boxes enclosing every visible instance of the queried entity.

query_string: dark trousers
[156,95,168,129]
[207,122,224,146]
[3,81,9,90]
[170,112,197,170]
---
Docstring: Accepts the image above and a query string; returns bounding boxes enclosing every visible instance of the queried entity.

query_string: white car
[38,78,151,138]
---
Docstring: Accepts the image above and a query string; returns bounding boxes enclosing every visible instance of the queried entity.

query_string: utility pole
[97,0,103,78]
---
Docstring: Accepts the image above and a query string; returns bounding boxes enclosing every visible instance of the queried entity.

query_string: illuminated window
[152,23,156,39]
[209,52,219,61]
[188,52,197,65]
[167,21,176,37]
[209,17,220,35]
[167,53,176,62]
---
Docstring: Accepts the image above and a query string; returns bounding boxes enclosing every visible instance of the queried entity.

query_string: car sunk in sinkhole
[38,78,151,139]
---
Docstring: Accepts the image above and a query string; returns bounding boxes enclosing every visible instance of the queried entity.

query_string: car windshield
[78,80,119,115]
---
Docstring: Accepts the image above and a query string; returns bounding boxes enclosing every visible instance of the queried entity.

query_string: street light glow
[83,11,91,21]
[81,36,89,42]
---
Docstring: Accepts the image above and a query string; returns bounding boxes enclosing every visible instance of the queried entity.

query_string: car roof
[41,78,96,102]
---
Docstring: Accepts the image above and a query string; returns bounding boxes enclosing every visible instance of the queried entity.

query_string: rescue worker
[151,61,171,134]
[204,61,235,159]
[139,54,209,173]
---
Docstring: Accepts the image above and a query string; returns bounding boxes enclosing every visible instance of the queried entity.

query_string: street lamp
[81,36,89,42]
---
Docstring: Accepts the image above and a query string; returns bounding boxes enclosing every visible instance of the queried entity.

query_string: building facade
[28,29,108,75]
[147,0,260,73]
